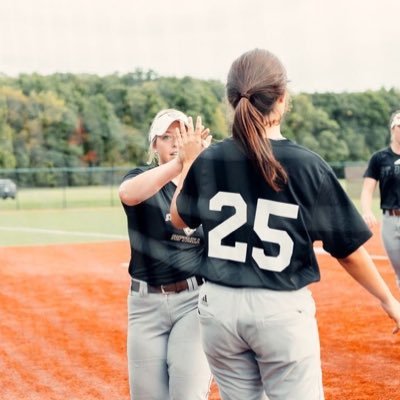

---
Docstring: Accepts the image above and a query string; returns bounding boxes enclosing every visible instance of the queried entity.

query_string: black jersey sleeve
[120,166,150,213]
[363,152,380,180]
[176,161,201,229]
[122,166,148,182]
[310,170,372,258]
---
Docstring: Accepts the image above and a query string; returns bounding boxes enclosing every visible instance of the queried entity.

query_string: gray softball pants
[197,282,324,400]
[127,279,212,400]
[382,213,400,286]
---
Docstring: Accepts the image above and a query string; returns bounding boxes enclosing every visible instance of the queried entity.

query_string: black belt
[131,276,203,294]
[384,209,400,216]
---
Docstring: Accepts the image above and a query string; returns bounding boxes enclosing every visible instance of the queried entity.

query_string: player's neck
[264,125,284,140]
[390,142,400,155]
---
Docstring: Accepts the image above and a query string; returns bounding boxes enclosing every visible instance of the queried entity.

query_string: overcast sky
[1,0,399,93]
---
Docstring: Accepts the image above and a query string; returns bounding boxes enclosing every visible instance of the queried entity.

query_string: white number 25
[208,192,299,272]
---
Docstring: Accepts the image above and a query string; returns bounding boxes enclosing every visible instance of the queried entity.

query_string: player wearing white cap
[119,109,212,400]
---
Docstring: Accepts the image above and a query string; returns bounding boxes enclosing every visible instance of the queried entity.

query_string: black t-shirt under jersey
[363,147,400,210]
[122,166,204,286]
[177,138,371,290]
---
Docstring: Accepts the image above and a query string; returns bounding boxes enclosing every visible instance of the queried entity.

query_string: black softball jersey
[177,138,372,290]
[363,147,400,210]
[122,166,204,286]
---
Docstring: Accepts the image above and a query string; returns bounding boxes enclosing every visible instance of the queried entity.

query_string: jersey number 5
[208,192,299,272]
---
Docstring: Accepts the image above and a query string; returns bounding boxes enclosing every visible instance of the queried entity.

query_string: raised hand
[176,116,211,166]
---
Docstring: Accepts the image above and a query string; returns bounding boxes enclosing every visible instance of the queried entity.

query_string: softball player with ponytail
[170,49,400,400]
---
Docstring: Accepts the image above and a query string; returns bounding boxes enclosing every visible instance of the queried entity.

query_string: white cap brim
[148,110,188,142]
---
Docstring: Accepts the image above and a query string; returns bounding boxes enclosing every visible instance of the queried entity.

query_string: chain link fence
[0,162,369,210]
[0,167,132,209]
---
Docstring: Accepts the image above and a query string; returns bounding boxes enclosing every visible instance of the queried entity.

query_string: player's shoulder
[273,138,320,157]
[122,165,152,182]
[200,137,241,159]
[370,146,391,159]
[273,139,331,173]
[198,137,330,172]
[365,147,392,167]
[190,138,245,172]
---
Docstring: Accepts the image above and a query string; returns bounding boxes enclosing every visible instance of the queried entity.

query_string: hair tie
[241,93,250,100]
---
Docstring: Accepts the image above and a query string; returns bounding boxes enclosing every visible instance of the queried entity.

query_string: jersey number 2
[208,192,299,272]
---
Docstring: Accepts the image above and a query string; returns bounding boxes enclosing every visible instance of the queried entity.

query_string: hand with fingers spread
[176,116,212,166]
[201,126,213,149]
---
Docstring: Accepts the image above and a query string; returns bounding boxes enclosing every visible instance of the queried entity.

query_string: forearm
[119,158,182,206]
[170,162,191,228]
[170,115,206,228]
[360,178,377,214]
[360,190,373,214]
[337,246,395,304]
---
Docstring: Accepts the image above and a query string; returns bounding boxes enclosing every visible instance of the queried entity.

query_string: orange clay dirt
[0,225,399,400]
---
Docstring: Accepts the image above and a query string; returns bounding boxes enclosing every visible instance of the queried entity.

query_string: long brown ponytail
[227,49,288,191]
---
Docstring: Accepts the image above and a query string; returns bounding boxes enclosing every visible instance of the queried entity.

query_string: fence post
[110,168,114,206]
[15,169,20,210]
[62,169,67,208]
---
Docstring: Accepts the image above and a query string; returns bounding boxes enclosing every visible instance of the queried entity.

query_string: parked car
[0,179,17,199]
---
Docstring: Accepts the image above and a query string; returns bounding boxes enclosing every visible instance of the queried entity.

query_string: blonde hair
[389,110,400,131]
[146,108,184,165]
[146,146,158,165]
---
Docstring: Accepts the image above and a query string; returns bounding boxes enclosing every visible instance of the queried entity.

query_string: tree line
[0,70,399,176]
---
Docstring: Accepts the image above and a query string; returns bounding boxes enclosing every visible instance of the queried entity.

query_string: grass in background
[0,186,120,210]
[0,207,127,246]
[0,183,382,247]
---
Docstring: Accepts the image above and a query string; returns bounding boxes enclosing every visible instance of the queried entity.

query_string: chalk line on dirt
[0,226,126,240]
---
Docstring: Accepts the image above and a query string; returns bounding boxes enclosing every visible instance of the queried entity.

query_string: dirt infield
[0,227,399,400]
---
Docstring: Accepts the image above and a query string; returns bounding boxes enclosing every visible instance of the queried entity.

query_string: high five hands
[175,116,212,167]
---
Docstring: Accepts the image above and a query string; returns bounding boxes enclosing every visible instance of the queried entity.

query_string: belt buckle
[160,284,175,294]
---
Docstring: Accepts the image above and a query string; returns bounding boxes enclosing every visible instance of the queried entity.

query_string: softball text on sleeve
[122,166,204,286]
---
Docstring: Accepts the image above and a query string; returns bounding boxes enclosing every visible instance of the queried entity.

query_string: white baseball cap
[391,113,400,129]
[148,109,188,143]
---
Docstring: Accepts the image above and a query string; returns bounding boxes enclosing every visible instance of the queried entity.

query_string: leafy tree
[0,92,16,168]
[318,130,349,162]
[283,94,340,149]
[1,71,400,186]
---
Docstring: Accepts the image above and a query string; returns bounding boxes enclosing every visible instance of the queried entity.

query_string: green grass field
[0,184,381,247]
[0,185,121,210]
[0,185,127,246]
[0,207,127,246]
